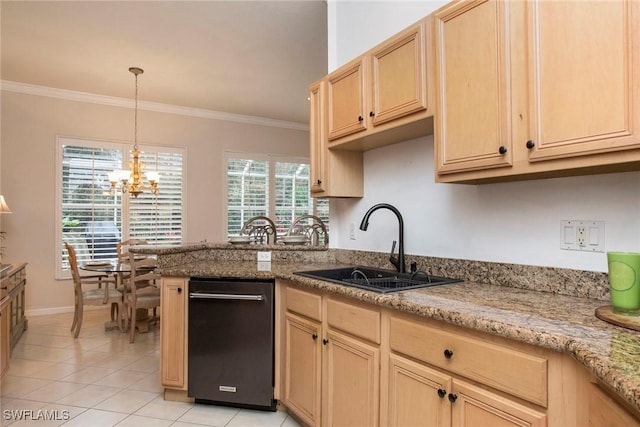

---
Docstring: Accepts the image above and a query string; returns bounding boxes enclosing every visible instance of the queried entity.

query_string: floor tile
[176,404,239,426]
[226,408,288,427]
[93,389,160,414]
[58,408,127,427]
[134,396,193,421]
[3,310,302,426]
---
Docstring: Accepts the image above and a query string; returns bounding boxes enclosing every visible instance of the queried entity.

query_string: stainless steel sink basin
[294,266,461,294]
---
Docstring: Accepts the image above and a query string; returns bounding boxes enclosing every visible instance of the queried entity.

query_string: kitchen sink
[294,266,462,294]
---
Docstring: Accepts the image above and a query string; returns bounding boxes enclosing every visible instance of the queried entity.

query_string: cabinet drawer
[389,316,547,407]
[286,286,322,322]
[326,297,380,344]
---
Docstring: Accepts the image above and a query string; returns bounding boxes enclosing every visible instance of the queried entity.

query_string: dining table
[80,257,158,334]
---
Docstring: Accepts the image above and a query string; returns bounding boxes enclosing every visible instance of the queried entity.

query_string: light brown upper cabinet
[326,18,434,151]
[309,80,363,198]
[434,0,640,183]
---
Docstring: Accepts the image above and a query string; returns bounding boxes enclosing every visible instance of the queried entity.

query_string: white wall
[328,1,640,272]
[1,90,308,312]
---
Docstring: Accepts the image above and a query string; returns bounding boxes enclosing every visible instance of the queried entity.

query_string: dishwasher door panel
[188,278,275,409]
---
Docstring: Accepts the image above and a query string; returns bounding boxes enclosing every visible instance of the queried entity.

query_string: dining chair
[64,242,123,338]
[123,252,160,343]
[240,215,278,244]
[285,215,329,246]
[116,239,148,263]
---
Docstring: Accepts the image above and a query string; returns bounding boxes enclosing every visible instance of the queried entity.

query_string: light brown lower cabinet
[160,277,188,392]
[281,282,380,427]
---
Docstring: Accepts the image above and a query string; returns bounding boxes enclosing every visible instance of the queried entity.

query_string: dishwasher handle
[190,291,264,301]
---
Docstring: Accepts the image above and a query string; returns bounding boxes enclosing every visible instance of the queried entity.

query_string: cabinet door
[284,313,322,427]
[371,20,428,126]
[434,0,513,174]
[323,329,380,427]
[327,57,367,141]
[160,277,187,389]
[1,305,9,378]
[526,0,640,162]
[309,81,326,195]
[450,379,546,427]
[589,382,640,427]
[388,354,451,427]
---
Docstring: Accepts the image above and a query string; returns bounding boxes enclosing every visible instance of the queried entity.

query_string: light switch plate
[560,220,605,252]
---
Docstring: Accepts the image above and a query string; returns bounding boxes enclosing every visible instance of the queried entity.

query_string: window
[225,154,329,237]
[56,137,184,278]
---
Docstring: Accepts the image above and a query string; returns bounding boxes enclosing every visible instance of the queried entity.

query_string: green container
[607,252,640,315]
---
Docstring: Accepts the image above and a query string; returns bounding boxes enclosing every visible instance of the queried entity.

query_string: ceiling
[0,1,328,125]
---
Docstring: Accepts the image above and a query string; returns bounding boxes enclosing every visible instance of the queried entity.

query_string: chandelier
[108,67,159,198]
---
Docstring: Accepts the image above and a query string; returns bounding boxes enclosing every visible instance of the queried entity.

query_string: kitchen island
[134,244,640,425]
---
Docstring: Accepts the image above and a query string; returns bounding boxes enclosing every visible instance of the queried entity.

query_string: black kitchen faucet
[359,203,405,273]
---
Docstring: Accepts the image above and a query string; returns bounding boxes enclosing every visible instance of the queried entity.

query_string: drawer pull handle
[312,333,318,341]
[444,349,454,359]
[448,393,458,403]
[437,389,446,398]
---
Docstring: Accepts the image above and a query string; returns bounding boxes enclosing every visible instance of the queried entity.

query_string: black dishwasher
[188,277,276,410]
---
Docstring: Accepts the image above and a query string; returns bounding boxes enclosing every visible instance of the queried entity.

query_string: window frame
[55,135,186,279]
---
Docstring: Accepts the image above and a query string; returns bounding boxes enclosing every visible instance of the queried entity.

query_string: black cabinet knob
[526,140,535,149]
[316,179,322,185]
[177,287,182,293]
[444,349,454,359]
[369,111,375,117]
[448,393,458,403]
[358,115,364,122]
[498,146,508,155]
[312,333,318,341]
[322,338,329,345]
[437,389,446,398]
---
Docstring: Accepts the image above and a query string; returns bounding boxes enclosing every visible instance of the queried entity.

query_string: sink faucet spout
[359,203,405,273]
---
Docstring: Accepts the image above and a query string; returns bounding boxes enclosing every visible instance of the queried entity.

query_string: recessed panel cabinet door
[284,313,322,427]
[323,330,380,427]
[388,354,451,427]
[327,58,367,141]
[526,0,640,161]
[434,0,513,174]
[451,379,546,427]
[160,278,187,389]
[371,21,428,126]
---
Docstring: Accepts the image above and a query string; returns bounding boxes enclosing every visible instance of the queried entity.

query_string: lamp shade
[0,196,11,214]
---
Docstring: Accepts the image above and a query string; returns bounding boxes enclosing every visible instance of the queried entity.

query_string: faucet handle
[389,240,399,271]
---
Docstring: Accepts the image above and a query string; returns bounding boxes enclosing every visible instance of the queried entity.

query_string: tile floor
[1,310,301,427]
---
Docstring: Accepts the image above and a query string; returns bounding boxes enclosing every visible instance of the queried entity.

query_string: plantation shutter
[129,149,184,246]
[61,144,123,267]
[227,158,269,235]
[274,162,312,234]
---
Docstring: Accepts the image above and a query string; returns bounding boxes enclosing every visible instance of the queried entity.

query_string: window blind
[274,162,312,235]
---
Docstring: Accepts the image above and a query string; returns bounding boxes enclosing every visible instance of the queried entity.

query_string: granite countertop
[160,260,640,412]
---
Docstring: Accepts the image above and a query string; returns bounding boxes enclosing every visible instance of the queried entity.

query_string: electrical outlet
[576,226,587,247]
[560,220,605,252]
[257,251,271,262]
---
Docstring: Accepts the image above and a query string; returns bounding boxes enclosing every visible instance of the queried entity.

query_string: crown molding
[1,80,309,132]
